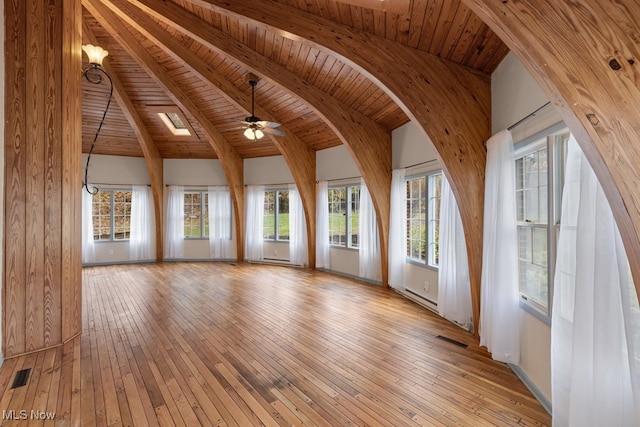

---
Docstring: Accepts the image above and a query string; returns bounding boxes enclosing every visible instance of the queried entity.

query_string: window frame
[92,188,132,242]
[328,184,361,250]
[183,190,209,240]
[514,124,570,321]
[405,171,442,270]
[263,189,290,242]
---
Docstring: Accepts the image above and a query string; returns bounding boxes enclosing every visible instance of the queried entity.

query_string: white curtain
[165,185,184,259]
[245,185,265,262]
[289,184,308,266]
[316,181,330,269]
[551,136,640,426]
[480,129,520,364]
[82,189,95,264]
[129,185,153,261]
[359,180,381,282]
[388,169,406,288]
[208,186,232,259]
[438,176,473,331]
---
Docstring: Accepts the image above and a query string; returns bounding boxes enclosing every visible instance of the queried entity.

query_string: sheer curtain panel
[245,185,265,262]
[551,136,640,427]
[165,185,184,259]
[438,176,472,331]
[316,181,330,269]
[480,129,520,364]
[208,186,232,259]
[82,189,95,264]
[289,184,308,266]
[388,169,406,288]
[359,181,381,282]
[129,185,153,261]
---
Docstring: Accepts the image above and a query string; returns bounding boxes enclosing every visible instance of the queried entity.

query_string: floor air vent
[11,368,31,389]
[435,335,468,348]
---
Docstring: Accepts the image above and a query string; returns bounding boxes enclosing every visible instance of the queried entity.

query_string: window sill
[95,240,130,243]
[519,298,551,326]
[329,245,359,252]
[406,258,439,272]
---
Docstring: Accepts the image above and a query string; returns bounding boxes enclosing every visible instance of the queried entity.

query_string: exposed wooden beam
[128,0,392,285]
[83,0,246,261]
[100,0,316,268]
[465,0,640,310]
[82,22,164,262]
[185,0,491,334]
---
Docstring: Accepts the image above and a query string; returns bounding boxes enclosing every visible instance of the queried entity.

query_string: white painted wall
[83,155,153,264]
[317,145,360,181]
[391,122,441,308]
[164,158,227,185]
[492,52,553,404]
[84,154,150,185]
[245,156,294,185]
[164,158,236,260]
[244,156,294,263]
[317,146,360,277]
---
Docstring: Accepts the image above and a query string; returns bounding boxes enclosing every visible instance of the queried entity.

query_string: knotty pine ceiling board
[81,0,508,160]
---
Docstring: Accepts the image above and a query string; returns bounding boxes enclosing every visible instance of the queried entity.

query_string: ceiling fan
[241,76,284,141]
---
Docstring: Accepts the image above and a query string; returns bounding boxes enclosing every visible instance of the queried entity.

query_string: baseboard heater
[404,288,437,306]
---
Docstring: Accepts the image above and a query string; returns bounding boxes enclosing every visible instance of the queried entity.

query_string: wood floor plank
[0,263,552,426]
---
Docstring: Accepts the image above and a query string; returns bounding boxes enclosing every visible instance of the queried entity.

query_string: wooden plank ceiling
[82,0,509,159]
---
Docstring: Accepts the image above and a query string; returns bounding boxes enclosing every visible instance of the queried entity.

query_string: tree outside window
[92,189,131,241]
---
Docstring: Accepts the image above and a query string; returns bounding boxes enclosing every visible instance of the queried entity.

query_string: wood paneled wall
[4,0,83,358]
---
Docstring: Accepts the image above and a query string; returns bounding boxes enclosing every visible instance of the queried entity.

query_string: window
[328,184,361,249]
[184,191,208,239]
[92,189,132,241]
[405,172,442,268]
[515,128,569,316]
[264,190,289,241]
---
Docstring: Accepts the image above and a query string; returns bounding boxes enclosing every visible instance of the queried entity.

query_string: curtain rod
[244,182,293,187]
[507,101,552,131]
[317,175,362,183]
[86,183,150,187]
[401,159,438,170]
[165,184,228,187]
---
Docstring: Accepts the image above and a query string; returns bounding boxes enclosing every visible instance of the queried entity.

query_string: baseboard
[396,288,438,313]
[315,268,382,286]
[508,363,552,415]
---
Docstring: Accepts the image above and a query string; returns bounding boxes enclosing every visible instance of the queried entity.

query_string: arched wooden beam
[184,0,491,333]
[100,0,316,268]
[83,0,246,261]
[128,0,392,284]
[83,22,164,261]
[465,0,640,304]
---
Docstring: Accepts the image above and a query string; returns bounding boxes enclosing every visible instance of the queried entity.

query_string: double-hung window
[92,189,132,241]
[264,190,289,241]
[515,127,569,317]
[328,184,361,249]
[184,191,208,239]
[405,172,442,268]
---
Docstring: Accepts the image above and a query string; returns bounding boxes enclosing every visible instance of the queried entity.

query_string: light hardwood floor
[0,262,551,426]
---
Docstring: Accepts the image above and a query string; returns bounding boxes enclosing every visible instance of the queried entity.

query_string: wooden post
[4,0,83,357]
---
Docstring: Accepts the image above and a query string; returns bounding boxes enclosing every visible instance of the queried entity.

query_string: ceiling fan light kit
[242,76,284,140]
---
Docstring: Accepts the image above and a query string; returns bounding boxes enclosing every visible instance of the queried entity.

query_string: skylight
[158,112,191,136]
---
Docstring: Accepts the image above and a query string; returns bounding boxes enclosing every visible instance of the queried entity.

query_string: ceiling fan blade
[262,127,285,137]
[257,120,282,128]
